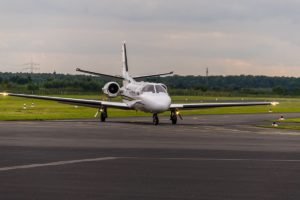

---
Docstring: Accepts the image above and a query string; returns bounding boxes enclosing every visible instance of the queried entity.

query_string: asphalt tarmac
[1,113,300,200]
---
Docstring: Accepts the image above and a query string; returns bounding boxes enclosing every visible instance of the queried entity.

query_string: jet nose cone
[141,93,171,113]
[152,95,171,112]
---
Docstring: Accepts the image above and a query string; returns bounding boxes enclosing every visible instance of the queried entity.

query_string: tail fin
[122,42,130,80]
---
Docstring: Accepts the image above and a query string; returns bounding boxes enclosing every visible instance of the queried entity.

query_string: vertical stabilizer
[122,42,131,81]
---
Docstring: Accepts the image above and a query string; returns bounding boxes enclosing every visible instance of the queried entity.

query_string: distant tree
[2,72,300,96]
[272,86,285,95]
[27,83,39,91]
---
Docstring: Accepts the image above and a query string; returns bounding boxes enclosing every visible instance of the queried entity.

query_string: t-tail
[121,42,174,82]
[122,42,133,82]
[76,42,174,82]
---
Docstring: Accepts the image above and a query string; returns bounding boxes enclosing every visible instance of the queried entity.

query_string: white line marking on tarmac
[0,157,117,172]
[2,156,300,173]
[124,157,300,163]
[155,157,300,162]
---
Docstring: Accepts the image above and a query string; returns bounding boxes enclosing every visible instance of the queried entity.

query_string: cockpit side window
[142,85,155,93]
[161,84,167,91]
[155,85,167,93]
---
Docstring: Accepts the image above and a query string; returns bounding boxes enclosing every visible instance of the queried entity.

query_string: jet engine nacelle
[102,82,120,98]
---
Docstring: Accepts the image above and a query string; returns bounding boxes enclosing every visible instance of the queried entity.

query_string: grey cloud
[1,0,300,76]
[2,0,300,21]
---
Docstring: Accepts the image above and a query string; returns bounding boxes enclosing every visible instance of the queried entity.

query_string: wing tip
[271,102,279,106]
[0,92,9,96]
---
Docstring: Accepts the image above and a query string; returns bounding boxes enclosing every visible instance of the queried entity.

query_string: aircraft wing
[170,102,278,110]
[2,93,131,110]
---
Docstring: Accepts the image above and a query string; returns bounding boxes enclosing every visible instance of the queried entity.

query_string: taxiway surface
[1,113,300,199]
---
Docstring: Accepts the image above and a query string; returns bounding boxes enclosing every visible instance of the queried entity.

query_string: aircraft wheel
[100,112,106,122]
[100,107,107,122]
[170,111,177,125]
[153,114,159,125]
[171,116,177,124]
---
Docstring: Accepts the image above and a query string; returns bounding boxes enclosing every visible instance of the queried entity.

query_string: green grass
[269,118,300,130]
[275,125,300,131]
[281,118,300,123]
[0,94,299,121]
[264,123,300,131]
[262,117,300,131]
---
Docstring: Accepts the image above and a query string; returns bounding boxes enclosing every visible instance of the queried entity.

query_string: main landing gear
[170,110,182,125]
[153,114,159,125]
[100,107,108,122]
[152,110,182,125]
[170,111,177,124]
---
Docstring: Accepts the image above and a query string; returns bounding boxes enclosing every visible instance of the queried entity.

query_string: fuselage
[120,81,171,113]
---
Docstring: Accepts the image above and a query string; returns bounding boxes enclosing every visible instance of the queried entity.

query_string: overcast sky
[1,0,300,76]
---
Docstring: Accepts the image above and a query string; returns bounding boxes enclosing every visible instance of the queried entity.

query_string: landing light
[176,111,180,115]
[271,102,279,106]
[1,92,8,96]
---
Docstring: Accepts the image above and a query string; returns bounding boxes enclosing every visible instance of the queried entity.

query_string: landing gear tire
[170,111,177,125]
[171,116,177,125]
[100,112,106,122]
[153,114,159,125]
[100,107,107,122]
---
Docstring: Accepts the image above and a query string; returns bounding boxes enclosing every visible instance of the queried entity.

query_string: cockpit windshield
[141,84,167,94]
[155,85,167,93]
[142,84,155,93]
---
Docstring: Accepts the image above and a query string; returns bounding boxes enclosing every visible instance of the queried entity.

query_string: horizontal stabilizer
[76,68,124,80]
[77,68,173,81]
[133,71,174,80]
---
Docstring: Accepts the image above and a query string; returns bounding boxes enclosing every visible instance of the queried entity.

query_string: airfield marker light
[279,116,285,121]
[269,108,273,113]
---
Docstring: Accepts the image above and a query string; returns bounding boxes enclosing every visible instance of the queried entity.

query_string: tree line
[0,72,300,96]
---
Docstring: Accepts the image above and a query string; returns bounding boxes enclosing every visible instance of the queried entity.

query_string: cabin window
[142,85,155,93]
[155,85,167,93]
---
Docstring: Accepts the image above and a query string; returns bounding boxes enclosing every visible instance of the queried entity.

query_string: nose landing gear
[153,114,159,125]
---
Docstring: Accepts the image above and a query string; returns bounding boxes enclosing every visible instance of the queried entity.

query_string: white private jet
[1,43,278,125]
